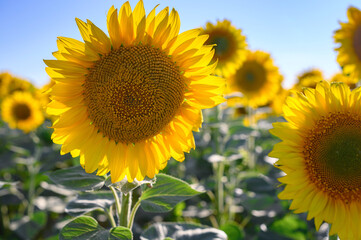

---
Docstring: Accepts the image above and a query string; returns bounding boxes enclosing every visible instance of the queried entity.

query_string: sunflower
[329,72,357,89]
[1,92,44,133]
[269,81,361,239]
[0,72,12,100]
[44,0,224,183]
[293,68,324,91]
[226,50,282,108]
[201,19,247,76]
[0,72,36,101]
[334,6,361,81]
[269,87,289,116]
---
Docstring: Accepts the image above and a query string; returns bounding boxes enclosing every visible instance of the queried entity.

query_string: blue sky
[0,0,360,88]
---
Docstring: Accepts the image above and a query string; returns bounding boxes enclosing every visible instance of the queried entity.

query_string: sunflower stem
[104,206,116,228]
[246,105,256,169]
[119,191,132,227]
[128,199,141,230]
[109,186,121,225]
[27,133,41,218]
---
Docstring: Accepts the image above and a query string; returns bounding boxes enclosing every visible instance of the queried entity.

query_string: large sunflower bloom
[44,1,224,183]
[226,50,282,108]
[1,92,44,133]
[334,6,361,81]
[201,19,247,76]
[269,81,361,239]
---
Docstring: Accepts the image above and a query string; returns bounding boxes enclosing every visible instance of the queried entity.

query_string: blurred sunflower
[329,72,357,89]
[201,19,247,76]
[1,92,44,133]
[226,50,282,108]
[334,6,361,81]
[292,68,324,91]
[270,81,361,239]
[269,87,289,116]
[44,0,224,183]
[0,73,12,100]
[0,72,36,100]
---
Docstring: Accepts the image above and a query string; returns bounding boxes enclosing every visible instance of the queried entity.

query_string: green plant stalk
[119,191,132,227]
[105,207,116,228]
[216,161,225,225]
[27,136,41,218]
[246,105,256,169]
[110,186,121,225]
[128,199,141,230]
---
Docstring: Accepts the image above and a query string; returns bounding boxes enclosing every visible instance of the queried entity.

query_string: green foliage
[141,222,227,240]
[66,191,115,217]
[140,174,202,213]
[269,214,308,240]
[220,222,244,240]
[48,166,106,191]
[59,216,132,240]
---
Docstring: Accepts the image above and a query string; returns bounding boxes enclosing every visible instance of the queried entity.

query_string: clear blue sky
[1,0,360,88]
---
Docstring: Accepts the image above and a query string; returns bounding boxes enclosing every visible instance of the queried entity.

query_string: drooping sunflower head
[226,50,282,108]
[334,6,361,81]
[201,19,247,76]
[293,68,324,91]
[44,0,224,183]
[269,81,361,239]
[329,72,357,89]
[1,92,44,133]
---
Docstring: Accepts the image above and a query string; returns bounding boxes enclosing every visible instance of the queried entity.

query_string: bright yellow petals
[201,19,247,76]
[334,6,361,82]
[45,0,224,183]
[1,92,44,133]
[226,50,282,108]
[269,81,361,239]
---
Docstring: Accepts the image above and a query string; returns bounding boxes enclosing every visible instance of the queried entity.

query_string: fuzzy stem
[128,199,141,230]
[109,186,121,225]
[119,191,132,227]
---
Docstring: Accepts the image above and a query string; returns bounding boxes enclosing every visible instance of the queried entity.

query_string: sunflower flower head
[44,0,225,183]
[269,81,361,239]
[334,6,361,82]
[1,91,44,133]
[329,72,357,89]
[226,50,282,108]
[293,68,324,91]
[201,19,247,76]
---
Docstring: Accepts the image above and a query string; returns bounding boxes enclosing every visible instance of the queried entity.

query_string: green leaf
[48,166,106,191]
[60,216,132,240]
[141,222,227,240]
[109,227,133,240]
[10,212,48,240]
[66,191,115,217]
[105,176,156,194]
[140,174,202,213]
[220,222,244,240]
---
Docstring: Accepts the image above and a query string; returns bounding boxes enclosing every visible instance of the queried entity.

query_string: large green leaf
[140,222,227,240]
[48,166,106,191]
[66,191,114,217]
[140,174,202,213]
[59,216,132,240]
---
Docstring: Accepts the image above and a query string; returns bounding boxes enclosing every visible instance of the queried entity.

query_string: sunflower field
[1,1,361,240]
